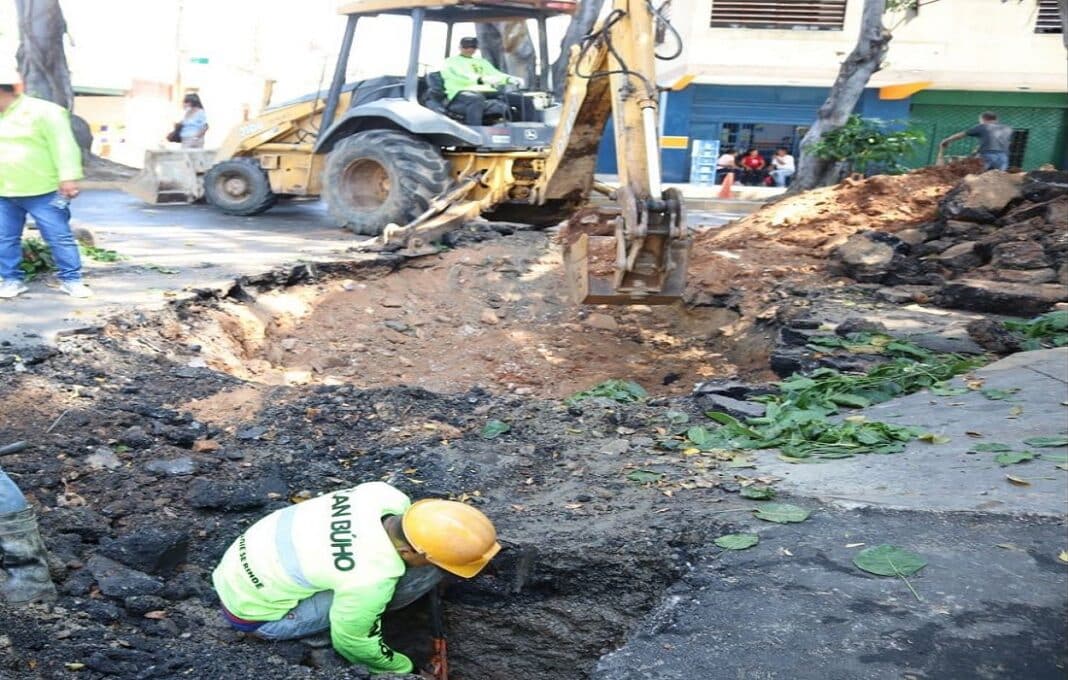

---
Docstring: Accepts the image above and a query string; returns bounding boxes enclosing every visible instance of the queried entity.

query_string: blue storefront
[596,84,911,182]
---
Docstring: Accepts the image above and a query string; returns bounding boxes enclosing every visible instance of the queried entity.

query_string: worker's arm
[939,131,967,147]
[474,57,520,87]
[328,582,413,674]
[40,106,83,184]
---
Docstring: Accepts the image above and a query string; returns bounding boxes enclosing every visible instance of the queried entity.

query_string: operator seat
[422,72,466,122]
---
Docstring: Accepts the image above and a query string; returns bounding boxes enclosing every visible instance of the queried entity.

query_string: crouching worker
[212,481,500,675]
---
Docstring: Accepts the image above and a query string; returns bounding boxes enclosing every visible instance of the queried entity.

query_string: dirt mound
[829,169,1068,316]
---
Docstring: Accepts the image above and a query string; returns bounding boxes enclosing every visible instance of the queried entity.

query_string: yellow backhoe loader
[127,0,688,304]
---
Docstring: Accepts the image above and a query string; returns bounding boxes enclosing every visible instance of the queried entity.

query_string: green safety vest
[212,482,414,674]
[441,54,509,101]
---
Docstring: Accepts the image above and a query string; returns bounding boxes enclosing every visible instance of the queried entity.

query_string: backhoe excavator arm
[538,0,688,305]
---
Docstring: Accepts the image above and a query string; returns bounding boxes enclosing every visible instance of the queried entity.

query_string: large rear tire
[322,130,450,235]
[203,158,277,216]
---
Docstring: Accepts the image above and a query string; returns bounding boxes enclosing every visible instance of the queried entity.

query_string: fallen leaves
[714,533,760,550]
[480,419,511,440]
[853,544,927,600]
[752,503,810,524]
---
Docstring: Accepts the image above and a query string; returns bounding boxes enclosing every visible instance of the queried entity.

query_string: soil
[684,160,986,320]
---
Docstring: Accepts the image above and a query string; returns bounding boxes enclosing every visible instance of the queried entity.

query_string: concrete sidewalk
[0,191,354,344]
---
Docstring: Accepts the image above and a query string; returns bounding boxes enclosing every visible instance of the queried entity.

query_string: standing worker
[441,37,522,126]
[0,75,91,299]
[212,481,500,675]
[178,93,209,149]
[0,462,57,604]
[939,111,1013,171]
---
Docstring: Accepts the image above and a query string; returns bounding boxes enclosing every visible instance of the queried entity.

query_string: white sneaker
[59,281,93,298]
[0,280,29,298]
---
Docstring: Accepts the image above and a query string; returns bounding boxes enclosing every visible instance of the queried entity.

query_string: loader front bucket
[125,149,216,205]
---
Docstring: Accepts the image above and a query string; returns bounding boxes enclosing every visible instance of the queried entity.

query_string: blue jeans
[980,151,1009,172]
[0,193,83,283]
[770,168,794,187]
[240,565,443,640]
[0,467,30,513]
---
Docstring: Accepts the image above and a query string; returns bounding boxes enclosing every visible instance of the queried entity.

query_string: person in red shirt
[739,149,767,186]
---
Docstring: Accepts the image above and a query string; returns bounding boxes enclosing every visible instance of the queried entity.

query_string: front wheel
[322,130,450,235]
[203,158,276,215]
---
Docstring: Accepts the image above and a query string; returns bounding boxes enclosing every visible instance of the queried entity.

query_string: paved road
[595,349,1068,679]
[1,192,361,344]
[0,191,747,345]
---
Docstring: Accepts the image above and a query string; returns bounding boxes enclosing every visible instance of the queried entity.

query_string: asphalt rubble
[0,167,1066,679]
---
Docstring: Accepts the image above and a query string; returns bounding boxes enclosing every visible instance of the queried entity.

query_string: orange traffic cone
[718,171,734,199]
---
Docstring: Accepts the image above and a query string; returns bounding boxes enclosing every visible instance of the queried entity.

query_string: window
[710,0,848,31]
[1036,0,1063,34]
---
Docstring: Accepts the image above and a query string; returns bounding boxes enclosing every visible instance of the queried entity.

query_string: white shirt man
[770,147,795,188]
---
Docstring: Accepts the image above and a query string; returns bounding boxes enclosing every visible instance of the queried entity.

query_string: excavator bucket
[562,189,690,305]
[125,149,216,205]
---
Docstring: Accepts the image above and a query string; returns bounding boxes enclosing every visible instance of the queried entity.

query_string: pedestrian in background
[939,111,1013,171]
[769,147,796,187]
[179,93,208,149]
[0,77,91,299]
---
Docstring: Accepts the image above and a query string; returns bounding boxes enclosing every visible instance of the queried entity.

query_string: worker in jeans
[0,465,57,604]
[939,111,1013,171]
[0,76,91,299]
[212,481,500,676]
[441,37,522,126]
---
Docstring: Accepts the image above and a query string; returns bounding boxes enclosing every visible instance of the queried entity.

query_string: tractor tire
[322,130,450,236]
[203,158,277,216]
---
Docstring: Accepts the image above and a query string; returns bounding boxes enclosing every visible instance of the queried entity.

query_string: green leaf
[853,544,927,577]
[971,442,1013,452]
[1022,436,1068,448]
[753,503,810,524]
[565,379,647,406]
[626,469,664,484]
[828,393,871,408]
[686,426,714,449]
[995,451,1034,466]
[740,485,776,500]
[714,533,759,550]
[665,410,690,425]
[885,342,931,359]
[1039,452,1068,463]
[918,433,951,444]
[981,388,1020,401]
[480,419,511,440]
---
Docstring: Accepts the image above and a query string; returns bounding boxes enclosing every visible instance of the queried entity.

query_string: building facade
[598,0,1068,180]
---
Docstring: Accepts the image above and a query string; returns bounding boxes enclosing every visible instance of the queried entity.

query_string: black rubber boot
[0,507,57,605]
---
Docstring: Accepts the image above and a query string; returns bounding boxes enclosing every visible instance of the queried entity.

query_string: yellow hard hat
[402,499,501,578]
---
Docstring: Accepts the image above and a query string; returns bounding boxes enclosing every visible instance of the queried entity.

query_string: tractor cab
[314,0,578,155]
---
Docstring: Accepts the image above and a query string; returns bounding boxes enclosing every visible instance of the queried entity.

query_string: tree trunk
[475,21,537,88]
[790,0,892,193]
[551,0,605,98]
[15,0,73,109]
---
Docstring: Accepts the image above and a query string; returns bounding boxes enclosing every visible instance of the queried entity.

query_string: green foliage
[806,115,926,176]
[626,469,665,484]
[714,533,760,550]
[1004,311,1068,350]
[480,419,511,440]
[853,544,927,577]
[19,237,56,281]
[995,451,1034,466]
[565,379,647,407]
[752,503,810,524]
[740,485,776,500]
[20,237,126,280]
[1023,436,1068,448]
[702,346,984,460]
